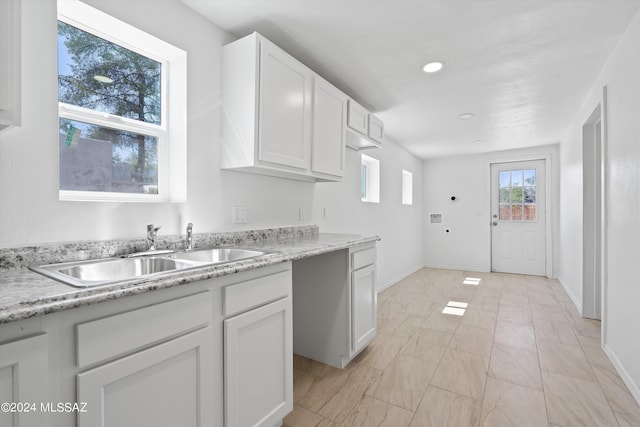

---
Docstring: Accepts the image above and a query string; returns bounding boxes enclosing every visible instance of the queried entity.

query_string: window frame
[57,0,186,202]
[361,153,380,204]
[401,169,413,205]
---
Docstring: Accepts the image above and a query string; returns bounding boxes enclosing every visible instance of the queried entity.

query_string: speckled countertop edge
[0,230,380,324]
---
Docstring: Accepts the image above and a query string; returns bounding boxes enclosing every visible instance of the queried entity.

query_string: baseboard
[557,277,582,315]
[423,263,488,273]
[377,265,424,293]
[602,344,640,407]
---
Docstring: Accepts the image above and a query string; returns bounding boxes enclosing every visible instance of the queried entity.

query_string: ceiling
[179,0,640,159]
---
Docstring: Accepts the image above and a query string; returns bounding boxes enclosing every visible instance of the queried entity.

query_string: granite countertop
[0,228,379,324]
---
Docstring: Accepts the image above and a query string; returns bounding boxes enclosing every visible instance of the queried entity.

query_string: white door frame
[581,86,608,337]
[486,153,554,278]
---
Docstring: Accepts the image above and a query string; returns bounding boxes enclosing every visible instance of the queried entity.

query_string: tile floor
[283,268,640,426]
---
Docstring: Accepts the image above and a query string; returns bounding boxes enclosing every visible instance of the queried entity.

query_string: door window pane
[524,169,536,185]
[496,168,537,222]
[524,205,537,221]
[524,187,536,203]
[499,204,511,220]
[511,205,523,221]
[511,170,523,186]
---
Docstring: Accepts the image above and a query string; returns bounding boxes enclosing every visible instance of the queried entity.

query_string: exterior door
[491,160,546,276]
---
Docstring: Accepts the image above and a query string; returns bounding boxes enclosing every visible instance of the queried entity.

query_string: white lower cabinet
[0,334,48,427]
[224,297,293,427]
[350,264,376,356]
[77,327,213,427]
[292,242,377,368]
[75,291,215,427]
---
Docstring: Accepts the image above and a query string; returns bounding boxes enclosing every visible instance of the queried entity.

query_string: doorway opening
[582,87,607,324]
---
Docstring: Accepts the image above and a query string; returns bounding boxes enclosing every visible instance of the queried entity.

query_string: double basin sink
[30,248,269,288]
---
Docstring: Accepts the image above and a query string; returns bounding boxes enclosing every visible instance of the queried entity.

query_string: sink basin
[31,257,200,288]
[30,247,270,288]
[170,248,267,263]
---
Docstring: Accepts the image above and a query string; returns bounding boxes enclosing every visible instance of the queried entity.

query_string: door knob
[492,222,498,226]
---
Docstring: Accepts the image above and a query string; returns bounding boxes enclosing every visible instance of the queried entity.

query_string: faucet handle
[185,222,194,250]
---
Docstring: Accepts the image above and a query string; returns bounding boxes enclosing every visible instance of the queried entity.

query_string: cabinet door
[368,114,384,144]
[258,39,312,170]
[225,297,293,427]
[351,265,377,356]
[347,99,368,135]
[77,327,213,427]
[312,77,346,177]
[0,334,48,427]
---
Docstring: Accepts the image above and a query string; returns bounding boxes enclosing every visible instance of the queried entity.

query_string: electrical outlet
[323,207,328,220]
[299,207,305,221]
[232,206,247,224]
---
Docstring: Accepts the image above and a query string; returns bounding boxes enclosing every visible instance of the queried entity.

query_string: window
[361,154,380,203]
[402,170,413,205]
[498,169,537,221]
[57,0,186,202]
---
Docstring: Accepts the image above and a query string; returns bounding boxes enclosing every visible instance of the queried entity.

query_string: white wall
[559,8,640,402]
[0,0,423,290]
[423,145,560,275]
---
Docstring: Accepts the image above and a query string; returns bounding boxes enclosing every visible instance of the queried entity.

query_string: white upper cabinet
[346,99,384,150]
[258,39,312,170]
[346,99,369,136]
[0,0,21,131]
[368,114,384,144]
[222,32,345,182]
[312,76,347,178]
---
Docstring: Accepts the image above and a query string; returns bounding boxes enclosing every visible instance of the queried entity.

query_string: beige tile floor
[283,268,640,427]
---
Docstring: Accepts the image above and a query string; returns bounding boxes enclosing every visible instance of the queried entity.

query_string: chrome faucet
[185,222,193,251]
[146,224,161,251]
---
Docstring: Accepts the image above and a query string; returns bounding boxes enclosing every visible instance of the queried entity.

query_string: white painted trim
[557,277,582,315]
[603,343,640,408]
[486,152,554,278]
[423,263,488,273]
[601,85,609,347]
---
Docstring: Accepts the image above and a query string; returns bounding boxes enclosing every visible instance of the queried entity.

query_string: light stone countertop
[0,230,379,324]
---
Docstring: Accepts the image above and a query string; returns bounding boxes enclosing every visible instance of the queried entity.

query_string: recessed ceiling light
[93,75,113,84]
[473,139,485,144]
[458,113,474,120]
[422,61,444,73]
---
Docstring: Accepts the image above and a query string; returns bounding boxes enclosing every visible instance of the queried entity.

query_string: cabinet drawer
[347,99,368,135]
[77,292,211,369]
[224,270,291,317]
[351,247,376,270]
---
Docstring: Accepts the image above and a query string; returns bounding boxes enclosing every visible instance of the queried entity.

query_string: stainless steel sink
[30,247,269,288]
[170,248,266,264]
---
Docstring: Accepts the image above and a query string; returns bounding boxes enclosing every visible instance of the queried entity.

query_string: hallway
[284,268,640,426]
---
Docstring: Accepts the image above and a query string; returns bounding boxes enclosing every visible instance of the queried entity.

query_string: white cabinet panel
[347,99,368,135]
[224,297,293,427]
[0,334,48,427]
[258,40,312,170]
[368,114,384,144]
[77,327,214,427]
[76,291,211,368]
[351,264,376,356]
[222,32,347,182]
[312,77,346,178]
[0,0,20,131]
